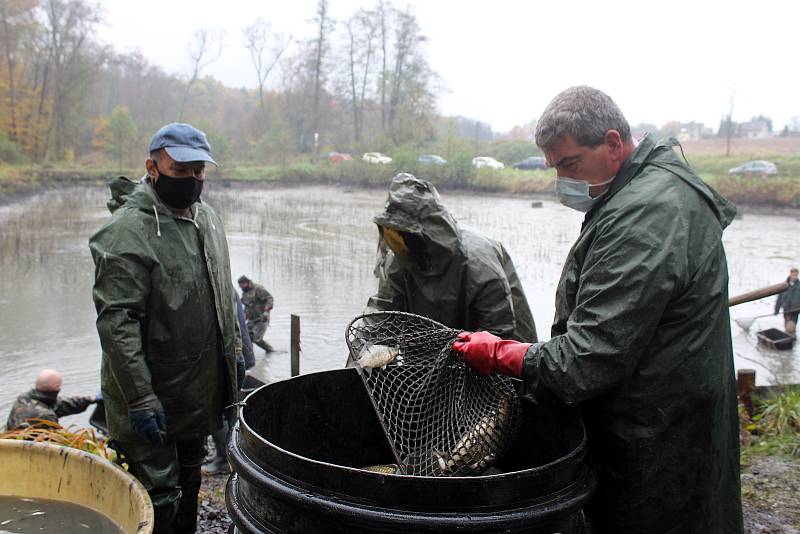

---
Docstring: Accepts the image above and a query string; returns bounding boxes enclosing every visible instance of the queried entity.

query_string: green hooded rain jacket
[522,136,742,533]
[90,177,239,443]
[367,173,537,342]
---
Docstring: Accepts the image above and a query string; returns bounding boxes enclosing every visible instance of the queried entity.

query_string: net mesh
[346,311,521,476]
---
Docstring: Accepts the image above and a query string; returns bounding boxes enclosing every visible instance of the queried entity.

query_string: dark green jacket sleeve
[55,396,94,417]
[524,195,685,403]
[471,277,518,339]
[91,224,154,405]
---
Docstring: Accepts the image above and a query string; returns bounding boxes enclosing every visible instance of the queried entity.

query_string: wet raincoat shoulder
[367,174,537,342]
[89,176,239,442]
[522,137,742,533]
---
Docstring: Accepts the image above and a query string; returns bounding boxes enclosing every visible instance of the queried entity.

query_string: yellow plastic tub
[0,439,153,533]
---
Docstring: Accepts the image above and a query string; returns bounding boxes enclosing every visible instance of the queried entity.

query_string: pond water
[0,495,121,533]
[0,184,797,428]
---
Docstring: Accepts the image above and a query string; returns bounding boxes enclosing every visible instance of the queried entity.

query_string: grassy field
[2,137,799,207]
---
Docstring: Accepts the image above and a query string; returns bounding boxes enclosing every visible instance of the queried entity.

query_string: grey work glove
[128,394,167,445]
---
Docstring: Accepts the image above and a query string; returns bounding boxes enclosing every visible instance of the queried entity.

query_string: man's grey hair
[535,86,631,151]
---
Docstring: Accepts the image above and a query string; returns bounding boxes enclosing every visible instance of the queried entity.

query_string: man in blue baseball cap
[145,122,217,214]
[90,122,243,533]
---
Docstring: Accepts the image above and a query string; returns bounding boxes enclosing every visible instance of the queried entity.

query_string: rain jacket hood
[522,135,742,532]
[90,176,239,443]
[368,174,537,342]
[373,173,462,277]
[596,135,736,228]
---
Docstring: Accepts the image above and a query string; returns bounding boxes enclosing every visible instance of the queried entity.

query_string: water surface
[0,184,797,427]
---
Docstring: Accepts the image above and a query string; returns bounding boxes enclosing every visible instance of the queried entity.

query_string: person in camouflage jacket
[238,276,275,352]
[5,369,97,430]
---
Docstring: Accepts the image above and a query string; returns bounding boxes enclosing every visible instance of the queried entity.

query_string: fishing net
[346,311,521,476]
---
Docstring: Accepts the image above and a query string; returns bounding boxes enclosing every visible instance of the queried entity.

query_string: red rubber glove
[451,331,531,377]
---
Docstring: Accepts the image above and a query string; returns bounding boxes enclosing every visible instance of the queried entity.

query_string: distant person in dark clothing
[775,268,800,335]
[238,275,275,353]
[5,369,99,430]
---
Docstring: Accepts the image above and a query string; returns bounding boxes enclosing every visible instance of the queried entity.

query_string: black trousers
[117,437,207,534]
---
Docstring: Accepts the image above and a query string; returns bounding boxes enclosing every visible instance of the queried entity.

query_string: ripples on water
[0,184,798,427]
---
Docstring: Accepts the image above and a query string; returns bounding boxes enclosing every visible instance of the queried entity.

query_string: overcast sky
[97,0,799,132]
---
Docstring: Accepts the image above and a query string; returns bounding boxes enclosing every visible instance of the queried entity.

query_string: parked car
[418,154,447,166]
[512,156,548,170]
[472,156,504,169]
[329,152,353,164]
[728,160,778,176]
[362,152,392,164]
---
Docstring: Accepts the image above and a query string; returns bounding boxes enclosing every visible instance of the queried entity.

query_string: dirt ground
[741,454,800,533]
[197,453,800,533]
[198,471,232,533]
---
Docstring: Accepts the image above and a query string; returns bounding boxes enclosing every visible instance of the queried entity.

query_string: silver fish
[357,344,400,369]
[435,398,511,476]
[361,463,400,474]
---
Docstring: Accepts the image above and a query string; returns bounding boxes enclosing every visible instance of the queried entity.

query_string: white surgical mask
[555,175,615,212]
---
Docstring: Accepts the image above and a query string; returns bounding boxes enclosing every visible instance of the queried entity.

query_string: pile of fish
[356,343,512,477]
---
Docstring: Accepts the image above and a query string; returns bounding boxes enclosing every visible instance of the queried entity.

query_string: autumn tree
[0,0,37,144]
[94,105,138,169]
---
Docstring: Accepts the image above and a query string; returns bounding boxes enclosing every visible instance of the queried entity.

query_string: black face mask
[36,389,59,405]
[153,165,204,209]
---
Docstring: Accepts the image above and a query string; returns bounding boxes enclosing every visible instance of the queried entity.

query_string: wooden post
[291,314,300,377]
[737,369,756,416]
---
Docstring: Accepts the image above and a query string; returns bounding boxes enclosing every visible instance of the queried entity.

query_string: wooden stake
[737,369,756,416]
[291,314,300,377]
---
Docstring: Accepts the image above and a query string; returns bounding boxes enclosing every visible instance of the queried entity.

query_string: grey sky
[98,0,799,132]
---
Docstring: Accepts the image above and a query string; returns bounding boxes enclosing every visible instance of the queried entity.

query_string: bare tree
[309,0,332,154]
[178,28,222,121]
[242,18,291,129]
[42,0,101,160]
[345,9,377,142]
[388,7,426,132]
[376,0,391,132]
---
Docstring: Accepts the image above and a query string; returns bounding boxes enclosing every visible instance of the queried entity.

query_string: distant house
[739,119,771,139]
[676,122,712,142]
[660,121,712,142]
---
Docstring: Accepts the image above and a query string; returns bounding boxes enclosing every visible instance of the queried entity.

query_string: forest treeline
[1,0,502,167]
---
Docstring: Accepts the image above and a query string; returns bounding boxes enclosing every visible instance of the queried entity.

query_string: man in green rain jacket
[453,87,742,533]
[90,123,239,534]
[366,173,537,342]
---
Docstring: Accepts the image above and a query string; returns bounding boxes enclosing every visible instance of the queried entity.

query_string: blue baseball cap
[148,123,217,166]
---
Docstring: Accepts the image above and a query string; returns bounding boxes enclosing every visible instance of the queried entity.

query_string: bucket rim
[238,369,589,481]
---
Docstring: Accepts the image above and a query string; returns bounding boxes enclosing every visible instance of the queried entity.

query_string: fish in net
[346,311,521,476]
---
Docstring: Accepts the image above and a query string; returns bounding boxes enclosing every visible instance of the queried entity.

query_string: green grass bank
[3,153,800,208]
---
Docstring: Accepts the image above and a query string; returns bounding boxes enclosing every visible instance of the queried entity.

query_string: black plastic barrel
[226,368,595,533]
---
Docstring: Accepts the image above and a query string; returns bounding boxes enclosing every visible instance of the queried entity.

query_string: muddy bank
[742,454,800,533]
[199,472,232,533]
